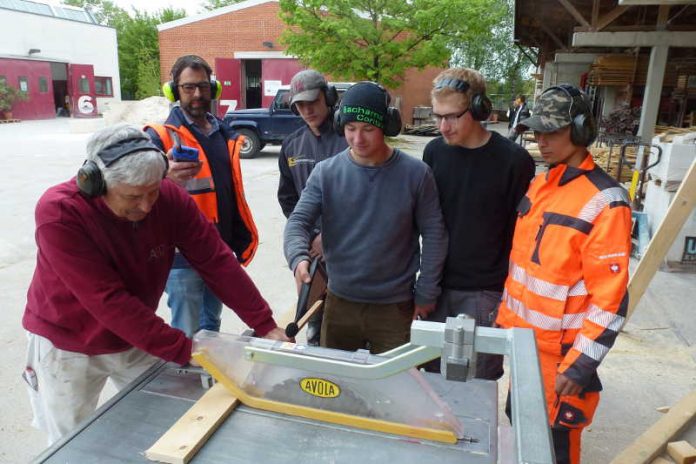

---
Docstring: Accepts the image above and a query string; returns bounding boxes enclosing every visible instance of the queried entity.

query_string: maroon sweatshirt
[22,178,276,365]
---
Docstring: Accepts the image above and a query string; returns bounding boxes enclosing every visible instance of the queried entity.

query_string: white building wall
[0,9,121,105]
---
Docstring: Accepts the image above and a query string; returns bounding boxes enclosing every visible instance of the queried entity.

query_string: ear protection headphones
[290,85,339,115]
[76,137,168,198]
[162,79,223,102]
[543,84,597,147]
[333,82,402,137]
[433,77,492,122]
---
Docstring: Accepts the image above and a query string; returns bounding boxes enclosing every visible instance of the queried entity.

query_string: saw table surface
[34,361,499,463]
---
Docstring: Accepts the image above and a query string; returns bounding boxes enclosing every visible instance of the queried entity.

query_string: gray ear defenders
[543,84,597,147]
[333,82,402,137]
[76,137,168,198]
[290,85,339,115]
[433,77,492,121]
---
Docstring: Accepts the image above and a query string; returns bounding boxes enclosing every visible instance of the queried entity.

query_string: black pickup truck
[224,83,352,159]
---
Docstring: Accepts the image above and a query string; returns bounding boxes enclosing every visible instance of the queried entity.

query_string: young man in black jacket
[423,68,536,380]
[277,70,348,345]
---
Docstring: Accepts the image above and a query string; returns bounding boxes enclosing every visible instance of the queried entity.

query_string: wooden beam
[627,159,696,320]
[540,22,568,51]
[611,390,696,464]
[592,0,600,28]
[597,6,631,31]
[657,5,670,30]
[145,383,239,464]
[515,43,539,67]
[557,0,591,29]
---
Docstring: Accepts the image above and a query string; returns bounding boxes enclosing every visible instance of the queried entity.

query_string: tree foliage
[200,0,243,11]
[279,0,503,88]
[449,0,536,108]
[62,1,186,99]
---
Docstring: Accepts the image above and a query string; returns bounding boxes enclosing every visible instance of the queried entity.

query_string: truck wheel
[237,129,261,159]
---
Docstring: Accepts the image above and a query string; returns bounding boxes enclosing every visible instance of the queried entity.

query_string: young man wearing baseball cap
[284,82,448,353]
[277,69,348,345]
[495,84,632,464]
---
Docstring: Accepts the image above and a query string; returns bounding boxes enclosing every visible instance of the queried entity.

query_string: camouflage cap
[517,87,576,133]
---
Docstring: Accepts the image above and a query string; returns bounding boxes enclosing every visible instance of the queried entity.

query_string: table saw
[33,317,554,463]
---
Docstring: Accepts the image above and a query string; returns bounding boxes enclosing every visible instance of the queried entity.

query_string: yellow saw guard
[191,331,462,444]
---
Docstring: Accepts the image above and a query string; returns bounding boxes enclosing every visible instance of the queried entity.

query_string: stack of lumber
[654,125,696,143]
[403,124,439,136]
[587,54,649,86]
[591,145,636,182]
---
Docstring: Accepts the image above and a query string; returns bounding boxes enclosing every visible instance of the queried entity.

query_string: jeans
[165,267,223,337]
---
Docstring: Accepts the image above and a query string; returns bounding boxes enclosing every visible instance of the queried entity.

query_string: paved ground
[0,119,694,463]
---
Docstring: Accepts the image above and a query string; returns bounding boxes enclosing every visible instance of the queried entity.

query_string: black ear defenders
[333,82,402,137]
[433,77,492,122]
[76,137,168,198]
[544,84,597,147]
[162,79,222,102]
[290,85,339,115]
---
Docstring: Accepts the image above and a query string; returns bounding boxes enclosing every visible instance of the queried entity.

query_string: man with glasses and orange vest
[146,55,258,337]
[495,84,631,464]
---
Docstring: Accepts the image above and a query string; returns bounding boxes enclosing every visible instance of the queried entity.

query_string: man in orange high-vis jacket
[146,55,259,337]
[495,84,631,464]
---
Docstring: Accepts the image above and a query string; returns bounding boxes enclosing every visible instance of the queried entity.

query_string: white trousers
[24,332,158,445]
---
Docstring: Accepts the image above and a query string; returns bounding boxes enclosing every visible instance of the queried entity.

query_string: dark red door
[215,58,242,118]
[68,63,98,118]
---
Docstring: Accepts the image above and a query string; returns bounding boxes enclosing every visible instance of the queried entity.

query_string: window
[39,77,48,93]
[18,76,29,93]
[78,77,89,93]
[95,76,113,96]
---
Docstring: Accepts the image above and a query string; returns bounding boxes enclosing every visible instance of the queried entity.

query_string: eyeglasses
[432,108,469,125]
[178,82,212,93]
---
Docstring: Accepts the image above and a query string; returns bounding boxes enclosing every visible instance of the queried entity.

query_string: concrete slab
[1,119,694,463]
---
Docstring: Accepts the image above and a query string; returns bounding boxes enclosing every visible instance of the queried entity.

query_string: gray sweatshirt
[284,148,448,305]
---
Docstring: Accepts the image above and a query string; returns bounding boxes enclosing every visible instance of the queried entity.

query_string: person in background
[277,70,348,345]
[146,54,258,337]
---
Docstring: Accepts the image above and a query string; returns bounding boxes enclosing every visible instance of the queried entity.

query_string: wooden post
[627,158,696,321]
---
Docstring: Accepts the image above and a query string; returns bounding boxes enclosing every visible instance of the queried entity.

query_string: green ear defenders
[433,77,492,122]
[162,79,223,103]
[76,137,168,198]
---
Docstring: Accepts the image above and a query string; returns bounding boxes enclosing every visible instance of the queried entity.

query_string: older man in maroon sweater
[22,123,288,445]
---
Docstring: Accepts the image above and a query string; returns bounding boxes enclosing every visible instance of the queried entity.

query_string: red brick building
[157,0,443,124]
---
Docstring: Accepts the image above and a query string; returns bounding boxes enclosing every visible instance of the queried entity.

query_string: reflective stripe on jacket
[496,154,631,387]
[145,123,259,265]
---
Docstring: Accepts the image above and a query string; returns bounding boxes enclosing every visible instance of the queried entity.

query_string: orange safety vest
[496,154,631,430]
[145,123,259,265]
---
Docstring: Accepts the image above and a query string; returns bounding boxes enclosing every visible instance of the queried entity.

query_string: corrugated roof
[0,0,97,24]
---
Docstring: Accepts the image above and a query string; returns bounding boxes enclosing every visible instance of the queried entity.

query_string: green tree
[199,0,243,11]
[62,1,185,99]
[450,0,536,109]
[279,0,502,88]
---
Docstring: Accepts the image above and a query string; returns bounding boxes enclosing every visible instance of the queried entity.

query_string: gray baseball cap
[290,70,327,106]
[518,86,587,133]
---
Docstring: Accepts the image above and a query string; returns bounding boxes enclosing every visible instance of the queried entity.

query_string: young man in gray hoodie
[284,82,448,353]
